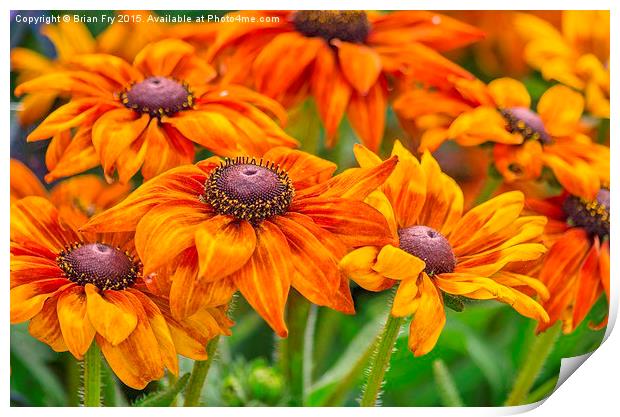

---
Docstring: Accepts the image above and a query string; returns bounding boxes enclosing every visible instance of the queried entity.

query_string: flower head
[15,39,297,183]
[82,147,397,336]
[526,188,610,333]
[196,10,483,151]
[10,12,166,126]
[11,196,232,389]
[395,77,609,200]
[10,158,130,227]
[340,142,549,355]
[515,11,610,117]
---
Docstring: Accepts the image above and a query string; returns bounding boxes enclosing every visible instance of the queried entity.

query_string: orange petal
[347,79,388,152]
[488,78,531,108]
[135,199,211,275]
[392,276,420,317]
[373,245,426,280]
[11,255,62,288]
[91,108,150,177]
[134,39,196,77]
[44,128,101,183]
[10,159,47,202]
[311,44,352,143]
[292,197,394,248]
[233,221,291,337]
[128,289,179,376]
[28,297,68,353]
[253,32,322,100]
[272,214,341,299]
[572,239,602,329]
[195,216,256,281]
[162,111,238,154]
[57,285,96,359]
[296,155,398,201]
[493,141,544,183]
[448,107,522,146]
[262,147,337,190]
[537,85,584,137]
[339,246,395,292]
[335,41,382,95]
[96,297,164,389]
[407,273,446,356]
[10,279,70,323]
[85,284,138,345]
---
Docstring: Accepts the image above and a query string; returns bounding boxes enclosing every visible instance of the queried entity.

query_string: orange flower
[10,158,130,227]
[526,189,609,333]
[10,12,166,126]
[198,10,483,151]
[82,147,397,336]
[395,77,609,200]
[515,11,610,118]
[443,11,561,78]
[11,196,232,389]
[15,39,297,184]
[340,142,549,356]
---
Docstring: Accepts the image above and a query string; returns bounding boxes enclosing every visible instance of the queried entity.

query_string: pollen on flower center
[398,225,456,275]
[292,10,370,43]
[57,243,141,291]
[120,76,194,117]
[203,157,295,224]
[500,107,552,144]
[563,188,610,239]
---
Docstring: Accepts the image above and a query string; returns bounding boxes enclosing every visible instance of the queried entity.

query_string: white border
[2,1,617,415]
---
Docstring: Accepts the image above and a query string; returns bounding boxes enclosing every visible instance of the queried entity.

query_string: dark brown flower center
[398,226,456,275]
[563,188,610,239]
[57,243,140,291]
[500,107,552,144]
[120,76,194,117]
[292,10,370,43]
[203,157,295,224]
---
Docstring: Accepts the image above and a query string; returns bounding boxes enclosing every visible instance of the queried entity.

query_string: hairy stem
[183,337,220,407]
[505,324,562,406]
[359,308,404,407]
[279,290,312,406]
[83,343,101,407]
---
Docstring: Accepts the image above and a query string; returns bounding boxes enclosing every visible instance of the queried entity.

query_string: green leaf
[432,359,464,406]
[132,373,190,407]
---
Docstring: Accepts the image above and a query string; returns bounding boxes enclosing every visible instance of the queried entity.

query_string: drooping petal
[392,276,420,317]
[335,41,382,95]
[572,238,602,329]
[407,273,446,356]
[195,215,256,281]
[11,279,71,323]
[85,284,138,345]
[57,285,96,359]
[233,221,292,337]
[347,79,388,152]
[28,297,68,353]
[339,246,395,292]
[373,245,426,280]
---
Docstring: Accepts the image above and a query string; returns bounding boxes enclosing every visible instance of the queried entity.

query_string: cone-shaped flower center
[292,10,370,43]
[563,188,610,239]
[500,107,551,144]
[398,225,456,275]
[204,157,295,224]
[57,243,140,290]
[121,76,193,117]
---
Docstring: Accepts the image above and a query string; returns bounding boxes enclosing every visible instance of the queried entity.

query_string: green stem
[359,310,404,407]
[432,359,464,407]
[83,343,102,407]
[505,323,562,406]
[279,290,311,406]
[183,337,220,407]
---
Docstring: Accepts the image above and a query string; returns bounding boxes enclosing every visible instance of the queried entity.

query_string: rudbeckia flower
[11,196,232,389]
[15,39,297,183]
[82,147,398,336]
[10,158,130,227]
[10,11,165,126]
[515,11,610,118]
[395,77,609,200]
[526,188,610,333]
[199,10,483,151]
[340,142,549,356]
